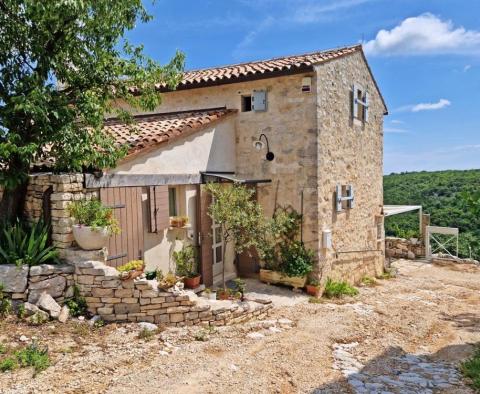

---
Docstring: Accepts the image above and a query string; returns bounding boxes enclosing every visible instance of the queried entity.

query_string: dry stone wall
[385,237,425,259]
[0,264,74,304]
[24,173,98,254]
[74,259,272,326]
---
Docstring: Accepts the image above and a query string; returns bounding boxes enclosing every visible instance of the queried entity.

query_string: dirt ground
[1,258,480,394]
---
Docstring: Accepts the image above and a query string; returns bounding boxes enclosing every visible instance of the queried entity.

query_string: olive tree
[205,183,263,288]
[0,0,184,221]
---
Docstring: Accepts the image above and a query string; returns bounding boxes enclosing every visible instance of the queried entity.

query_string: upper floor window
[352,84,369,123]
[241,90,267,112]
[241,95,252,112]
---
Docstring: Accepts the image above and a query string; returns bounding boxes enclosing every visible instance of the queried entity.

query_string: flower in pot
[306,278,321,297]
[203,288,217,300]
[117,260,145,280]
[68,199,120,250]
[173,244,201,289]
[216,288,232,300]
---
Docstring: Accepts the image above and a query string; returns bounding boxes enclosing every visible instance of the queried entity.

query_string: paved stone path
[332,342,463,394]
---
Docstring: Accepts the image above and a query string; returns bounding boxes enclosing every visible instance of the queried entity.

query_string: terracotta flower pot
[72,225,109,250]
[306,284,321,297]
[183,275,201,289]
[120,266,144,281]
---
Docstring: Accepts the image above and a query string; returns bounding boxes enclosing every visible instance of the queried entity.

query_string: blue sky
[127,0,480,174]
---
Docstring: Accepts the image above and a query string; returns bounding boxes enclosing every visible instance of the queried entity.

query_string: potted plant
[117,260,145,280]
[170,216,189,228]
[68,199,120,250]
[216,288,232,300]
[173,244,201,289]
[203,288,217,300]
[306,278,321,297]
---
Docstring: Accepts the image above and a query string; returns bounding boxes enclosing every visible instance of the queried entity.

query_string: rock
[28,310,49,325]
[19,335,29,342]
[407,251,415,260]
[28,275,67,303]
[277,318,293,326]
[0,265,28,293]
[58,305,69,323]
[78,316,85,321]
[37,292,61,318]
[246,332,265,339]
[88,315,102,326]
[159,350,169,356]
[23,302,40,317]
[138,322,158,332]
[268,326,282,333]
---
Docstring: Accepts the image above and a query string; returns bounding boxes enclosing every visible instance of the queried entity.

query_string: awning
[201,172,271,185]
[383,205,422,217]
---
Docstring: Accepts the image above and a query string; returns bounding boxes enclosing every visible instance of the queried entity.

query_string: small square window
[241,95,252,112]
[168,188,177,216]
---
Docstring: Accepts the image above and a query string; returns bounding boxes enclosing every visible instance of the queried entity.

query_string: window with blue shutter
[252,90,267,112]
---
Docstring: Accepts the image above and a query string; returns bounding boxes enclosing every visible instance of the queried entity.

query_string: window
[168,187,177,216]
[241,95,252,112]
[352,84,369,123]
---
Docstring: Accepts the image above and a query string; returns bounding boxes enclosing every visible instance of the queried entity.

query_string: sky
[126,0,480,174]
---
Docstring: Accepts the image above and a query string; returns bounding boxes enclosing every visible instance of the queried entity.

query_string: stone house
[21,44,388,288]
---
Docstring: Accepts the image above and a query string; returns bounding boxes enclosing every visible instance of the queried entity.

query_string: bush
[280,241,314,277]
[68,199,120,234]
[461,347,480,390]
[173,245,197,278]
[323,279,359,299]
[0,220,58,267]
[0,342,50,375]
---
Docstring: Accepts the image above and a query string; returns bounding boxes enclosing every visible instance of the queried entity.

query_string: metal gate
[100,187,144,267]
[426,225,459,259]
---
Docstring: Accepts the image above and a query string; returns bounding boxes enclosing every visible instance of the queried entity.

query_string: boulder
[37,292,61,318]
[28,275,67,303]
[58,305,69,323]
[407,251,415,260]
[0,265,28,293]
[138,322,158,332]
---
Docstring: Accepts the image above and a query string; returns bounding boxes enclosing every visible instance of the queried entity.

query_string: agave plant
[0,220,58,267]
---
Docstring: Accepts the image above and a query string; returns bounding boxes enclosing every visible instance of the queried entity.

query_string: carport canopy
[383,205,422,217]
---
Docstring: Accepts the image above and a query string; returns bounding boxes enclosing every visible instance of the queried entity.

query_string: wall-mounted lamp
[252,133,275,161]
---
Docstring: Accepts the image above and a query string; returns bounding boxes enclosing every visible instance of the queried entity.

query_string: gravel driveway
[1,259,479,393]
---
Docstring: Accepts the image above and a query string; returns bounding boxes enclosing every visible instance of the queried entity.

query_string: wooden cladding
[100,187,144,267]
[148,185,169,233]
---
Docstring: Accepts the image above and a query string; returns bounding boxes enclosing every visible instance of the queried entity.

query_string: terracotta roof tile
[105,108,237,159]
[156,45,361,90]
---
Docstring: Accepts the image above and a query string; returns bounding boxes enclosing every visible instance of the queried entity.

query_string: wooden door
[100,187,144,267]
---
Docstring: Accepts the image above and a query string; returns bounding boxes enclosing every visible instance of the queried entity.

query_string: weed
[461,347,480,390]
[377,268,396,280]
[0,284,12,318]
[65,286,87,317]
[73,322,90,337]
[360,276,377,287]
[137,328,155,341]
[14,342,50,375]
[0,357,16,372]
[17,303,25,319]
[92,318,104,329]
[323,279,359,299]
[0,343,7,354]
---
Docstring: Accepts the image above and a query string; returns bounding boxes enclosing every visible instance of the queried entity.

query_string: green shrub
[173,245,197,278]
[0,220,58,267]
[461,347,480,390]
[137,327,155,341]
[14,342,50,375]
[323,279,359,299]
[65,286,87,317]
[68,199,120,234]
[280,241,314,277]
[360,276,377,287]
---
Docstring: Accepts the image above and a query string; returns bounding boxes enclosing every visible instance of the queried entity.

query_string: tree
[0,0,184,221]
[205,183,263,288]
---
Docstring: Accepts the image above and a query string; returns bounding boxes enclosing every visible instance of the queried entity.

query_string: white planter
[72,225,110,250]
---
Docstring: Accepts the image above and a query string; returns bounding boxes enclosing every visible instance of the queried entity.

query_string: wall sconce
[252,133,275,161]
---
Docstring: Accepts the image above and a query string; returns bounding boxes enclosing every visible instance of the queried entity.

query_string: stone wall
[74,259,272,326]
[24,173,98,254]
[0,264,74,304]
[314,51,386,285]
[385,237,425,259]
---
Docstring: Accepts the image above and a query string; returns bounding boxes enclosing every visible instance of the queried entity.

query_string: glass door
[211,219,224,278]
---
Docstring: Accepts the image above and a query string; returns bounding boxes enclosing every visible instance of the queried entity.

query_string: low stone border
[385,237,425,259]
[74,260,272,326]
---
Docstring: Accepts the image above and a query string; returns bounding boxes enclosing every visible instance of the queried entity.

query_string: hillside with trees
[384,169,480,259]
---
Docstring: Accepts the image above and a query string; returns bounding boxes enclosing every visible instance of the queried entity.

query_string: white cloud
[412,99,451,112]
[390,119,404,124]
[364,13,480,56]
[292,0,373,24]
[384,127,409,133]
[464,64,472,72]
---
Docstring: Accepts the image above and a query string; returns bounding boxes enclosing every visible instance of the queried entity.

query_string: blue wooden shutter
[252,90,267,112]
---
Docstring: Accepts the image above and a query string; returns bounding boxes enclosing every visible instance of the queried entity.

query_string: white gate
[426,225,459,259]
